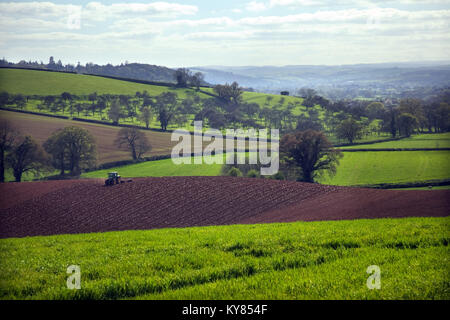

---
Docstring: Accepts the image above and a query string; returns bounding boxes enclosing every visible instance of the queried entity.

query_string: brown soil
[0,177,448,239]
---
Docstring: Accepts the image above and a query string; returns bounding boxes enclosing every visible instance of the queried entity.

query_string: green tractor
[105,172,121,186]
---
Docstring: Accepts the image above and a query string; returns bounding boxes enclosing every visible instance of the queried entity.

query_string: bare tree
[0,120,19,182]
[115,127,152,160]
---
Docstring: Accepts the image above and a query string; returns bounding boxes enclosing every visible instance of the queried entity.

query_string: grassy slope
[83,149,450,186]
[0,68,202,98]
[319,151,450,186]
[0,217,448,300]
[340,133,450,149]
[82,155,224,179]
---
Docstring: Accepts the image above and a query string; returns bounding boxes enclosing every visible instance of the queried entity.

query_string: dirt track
[0,177,448,238]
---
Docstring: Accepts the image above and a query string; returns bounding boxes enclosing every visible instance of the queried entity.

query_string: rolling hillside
[0,68,203,98]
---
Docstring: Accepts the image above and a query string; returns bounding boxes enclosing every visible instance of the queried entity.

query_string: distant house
[280,91,289,96]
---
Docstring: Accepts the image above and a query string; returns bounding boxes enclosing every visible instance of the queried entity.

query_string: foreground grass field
[319,151,450,186]
[0,217,448,299]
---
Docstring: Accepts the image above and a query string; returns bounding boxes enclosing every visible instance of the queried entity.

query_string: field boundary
[350,179,450,189]
[339,148,450,152]
[334,137,407,147]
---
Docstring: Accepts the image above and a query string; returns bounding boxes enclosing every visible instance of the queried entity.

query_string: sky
[0,0,449,67]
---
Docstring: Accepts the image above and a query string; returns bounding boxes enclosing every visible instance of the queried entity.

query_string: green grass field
[82,155,224,179]
[340,133,450,149]
[319,151,450,186]
[82,150,450,187]
[0,68,205,98]
[0,217,448,300]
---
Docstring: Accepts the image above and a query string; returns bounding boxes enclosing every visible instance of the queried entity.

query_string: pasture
[82,155,224,179]
[0,68,200,98]
[318,151,450,186]
[340,133,450,149]
[0,217,448,299]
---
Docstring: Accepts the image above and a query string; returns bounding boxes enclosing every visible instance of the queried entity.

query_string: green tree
[0,120,20,182]
[366,102,385,120]
[280,130,342,183]
[139,107,153,129]
[154,92,178,131]
[6,136,48,182]
[336,118,363,144]
[44,126,96,176]
[43,129,67,176]
[108,99,123,125]
[397,113,418,137]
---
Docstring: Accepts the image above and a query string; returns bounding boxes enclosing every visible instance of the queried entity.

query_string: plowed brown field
[0,177,448,238]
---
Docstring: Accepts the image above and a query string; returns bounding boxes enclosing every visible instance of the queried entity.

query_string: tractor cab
[105,172,121,186]
[108,172,119,179]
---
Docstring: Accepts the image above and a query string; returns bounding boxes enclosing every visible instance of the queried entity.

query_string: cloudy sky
[0,0,449,67]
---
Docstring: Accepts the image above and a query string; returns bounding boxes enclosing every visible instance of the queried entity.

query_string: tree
[174,68,191,87]
[214,82,243,106]
[336,118,363,144]
[0,120,19,182]
[366,102,385,120]
[108,99,123,125]
[191,72,204,90]
[0,92,9,106]
[280,130,342,183]
[13,94,26,109]
[44,126,96,176]
[435,103,450,132]
[43,129,66,176]
[154,92,178,131]
[139,107,153,129]
[6,136,48,182]
[114,127,152,160]
[397,113,418,137]
[399,98,426,132]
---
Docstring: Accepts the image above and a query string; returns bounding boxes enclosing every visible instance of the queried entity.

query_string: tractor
[105,172,121,186]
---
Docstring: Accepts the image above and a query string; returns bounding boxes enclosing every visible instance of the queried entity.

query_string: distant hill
[0,58,177,84]
[192,61,450,99]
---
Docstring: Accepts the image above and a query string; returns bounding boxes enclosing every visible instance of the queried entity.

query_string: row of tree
[0,120,153,182]
[2,84,449,143]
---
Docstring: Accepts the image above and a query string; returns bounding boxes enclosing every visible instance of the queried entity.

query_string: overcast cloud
[0,0,449,67]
